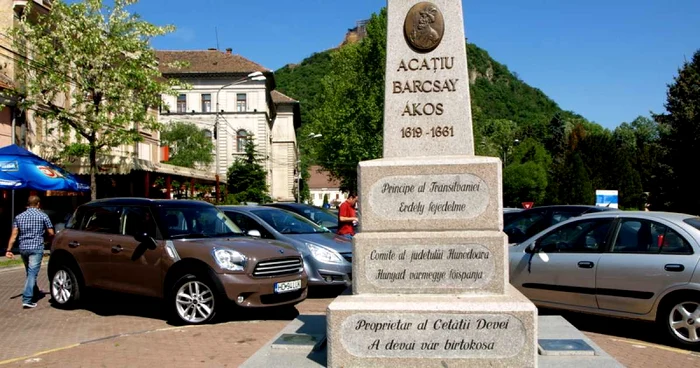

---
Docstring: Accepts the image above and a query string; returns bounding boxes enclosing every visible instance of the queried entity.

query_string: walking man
[5,196,54,308]
[337,192,359,239]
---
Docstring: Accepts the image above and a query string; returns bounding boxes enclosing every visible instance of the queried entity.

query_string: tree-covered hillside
[276,42,589,144]
[275,51,333,127]
[273,8,686,213]
[466,43,588,138]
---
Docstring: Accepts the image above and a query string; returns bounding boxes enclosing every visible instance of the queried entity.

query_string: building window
[236,130,248,152]
[202,129,213,140]
[201,94,211,112]
[176,94,186,113]
[236,93,247,112]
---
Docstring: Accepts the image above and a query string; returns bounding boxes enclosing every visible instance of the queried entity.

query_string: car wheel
[50,265,81,309]
[170,274,218,325]
[659,295,700,349]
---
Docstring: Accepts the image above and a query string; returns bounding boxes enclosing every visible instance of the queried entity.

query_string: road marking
[0,260,49,273]
[0,344,80,365]
[609,337,695,355]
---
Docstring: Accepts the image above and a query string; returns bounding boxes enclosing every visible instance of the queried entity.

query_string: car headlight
[212,248,247,271]
[306,243,343,264]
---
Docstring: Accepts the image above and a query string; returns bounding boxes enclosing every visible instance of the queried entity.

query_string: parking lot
[0,266,697,367]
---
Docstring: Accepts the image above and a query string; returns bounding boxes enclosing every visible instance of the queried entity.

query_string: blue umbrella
[0,144,90,192]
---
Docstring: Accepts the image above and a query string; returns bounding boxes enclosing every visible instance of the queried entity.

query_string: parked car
[49,198,307,325]
[503,208,524,225]
[509,211,700,349]
[263,203,339,232]
[43,210,72,234]
[504,205,617,244]
[219,205,352,287]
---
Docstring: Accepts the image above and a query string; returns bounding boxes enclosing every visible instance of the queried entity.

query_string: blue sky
[125,0,700,129]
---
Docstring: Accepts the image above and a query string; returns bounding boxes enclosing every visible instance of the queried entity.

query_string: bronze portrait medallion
[404,2,445,53]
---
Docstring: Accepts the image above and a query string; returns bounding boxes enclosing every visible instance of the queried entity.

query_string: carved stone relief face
[404,2,445,52]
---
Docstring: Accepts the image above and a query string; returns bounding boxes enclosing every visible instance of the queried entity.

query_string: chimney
[225,48,232,55]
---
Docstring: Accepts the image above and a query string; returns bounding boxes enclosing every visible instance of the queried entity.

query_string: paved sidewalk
[553,310,700,368]
[0,266,334,367]
[585,331,700,368]
[0,265,696,367]
[0,266,168,362]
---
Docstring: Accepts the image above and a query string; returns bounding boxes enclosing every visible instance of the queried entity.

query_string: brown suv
[48,198,307,325]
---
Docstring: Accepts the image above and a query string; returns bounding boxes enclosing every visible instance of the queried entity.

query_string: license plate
[274,280,301,294]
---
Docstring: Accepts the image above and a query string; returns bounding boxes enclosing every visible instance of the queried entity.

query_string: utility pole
[296,133,322,203]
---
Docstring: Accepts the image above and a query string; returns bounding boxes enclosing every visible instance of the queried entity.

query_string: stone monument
[326,0,538,367]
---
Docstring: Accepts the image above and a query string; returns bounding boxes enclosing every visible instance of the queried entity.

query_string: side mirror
[524,243,540,254]
[248,229,262,238]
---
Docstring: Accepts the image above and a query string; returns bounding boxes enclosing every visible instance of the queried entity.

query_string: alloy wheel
[52,270,72,304]
[175,281,215,324]
[668,301,700,343]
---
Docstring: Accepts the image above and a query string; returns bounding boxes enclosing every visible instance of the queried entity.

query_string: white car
[509,211,700,349]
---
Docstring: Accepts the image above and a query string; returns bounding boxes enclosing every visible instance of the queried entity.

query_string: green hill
[275,42,591,140]
[275,51,333,127]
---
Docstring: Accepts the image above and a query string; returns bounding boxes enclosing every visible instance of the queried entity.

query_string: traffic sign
[522,202,534,209]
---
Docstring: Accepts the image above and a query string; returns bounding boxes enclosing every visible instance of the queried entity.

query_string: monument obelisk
[326,1,537,367]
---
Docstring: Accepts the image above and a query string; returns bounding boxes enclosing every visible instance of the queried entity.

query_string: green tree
[474,119,519,164]
[226,136,271,204]
[503,139,550,206]
[653,50,700,213]
[577,131,616,193]
[304,9,387,190]
[160,122,214,169]
[614,149,644,209]
[628,116,661,206]
[12,0,181,200]
[508,138,551,167]
[504,163,548,207]
[561,153,594,205]
[611,120,649,209]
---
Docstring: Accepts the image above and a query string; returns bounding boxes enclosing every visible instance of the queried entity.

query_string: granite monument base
[357,156,503,233]
[352,231,508,295]
[326,285,537,368]
[240,314,623,368]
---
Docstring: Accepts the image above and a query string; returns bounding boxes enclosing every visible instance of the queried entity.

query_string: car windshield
[503,212,519,223]
[251,208,330,234]
[299,207,338,229]
[159,207,243,239]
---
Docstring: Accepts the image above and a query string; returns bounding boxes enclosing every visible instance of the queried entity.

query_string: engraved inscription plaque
[404,2,445,52]
[365,244,495,290]
[340,313,526,359]
[368,173,490,221]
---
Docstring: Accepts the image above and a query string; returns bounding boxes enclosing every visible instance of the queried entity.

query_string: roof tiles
[155,50,267,75]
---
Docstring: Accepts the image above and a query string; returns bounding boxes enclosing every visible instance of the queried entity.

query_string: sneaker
[22,302,37,309]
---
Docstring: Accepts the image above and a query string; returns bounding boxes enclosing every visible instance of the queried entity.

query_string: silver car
[509,211,700,349]
[219,206,352,287]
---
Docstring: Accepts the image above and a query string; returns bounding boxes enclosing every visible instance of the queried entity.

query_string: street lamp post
[297,133,322,203]
[213,72,266,201]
